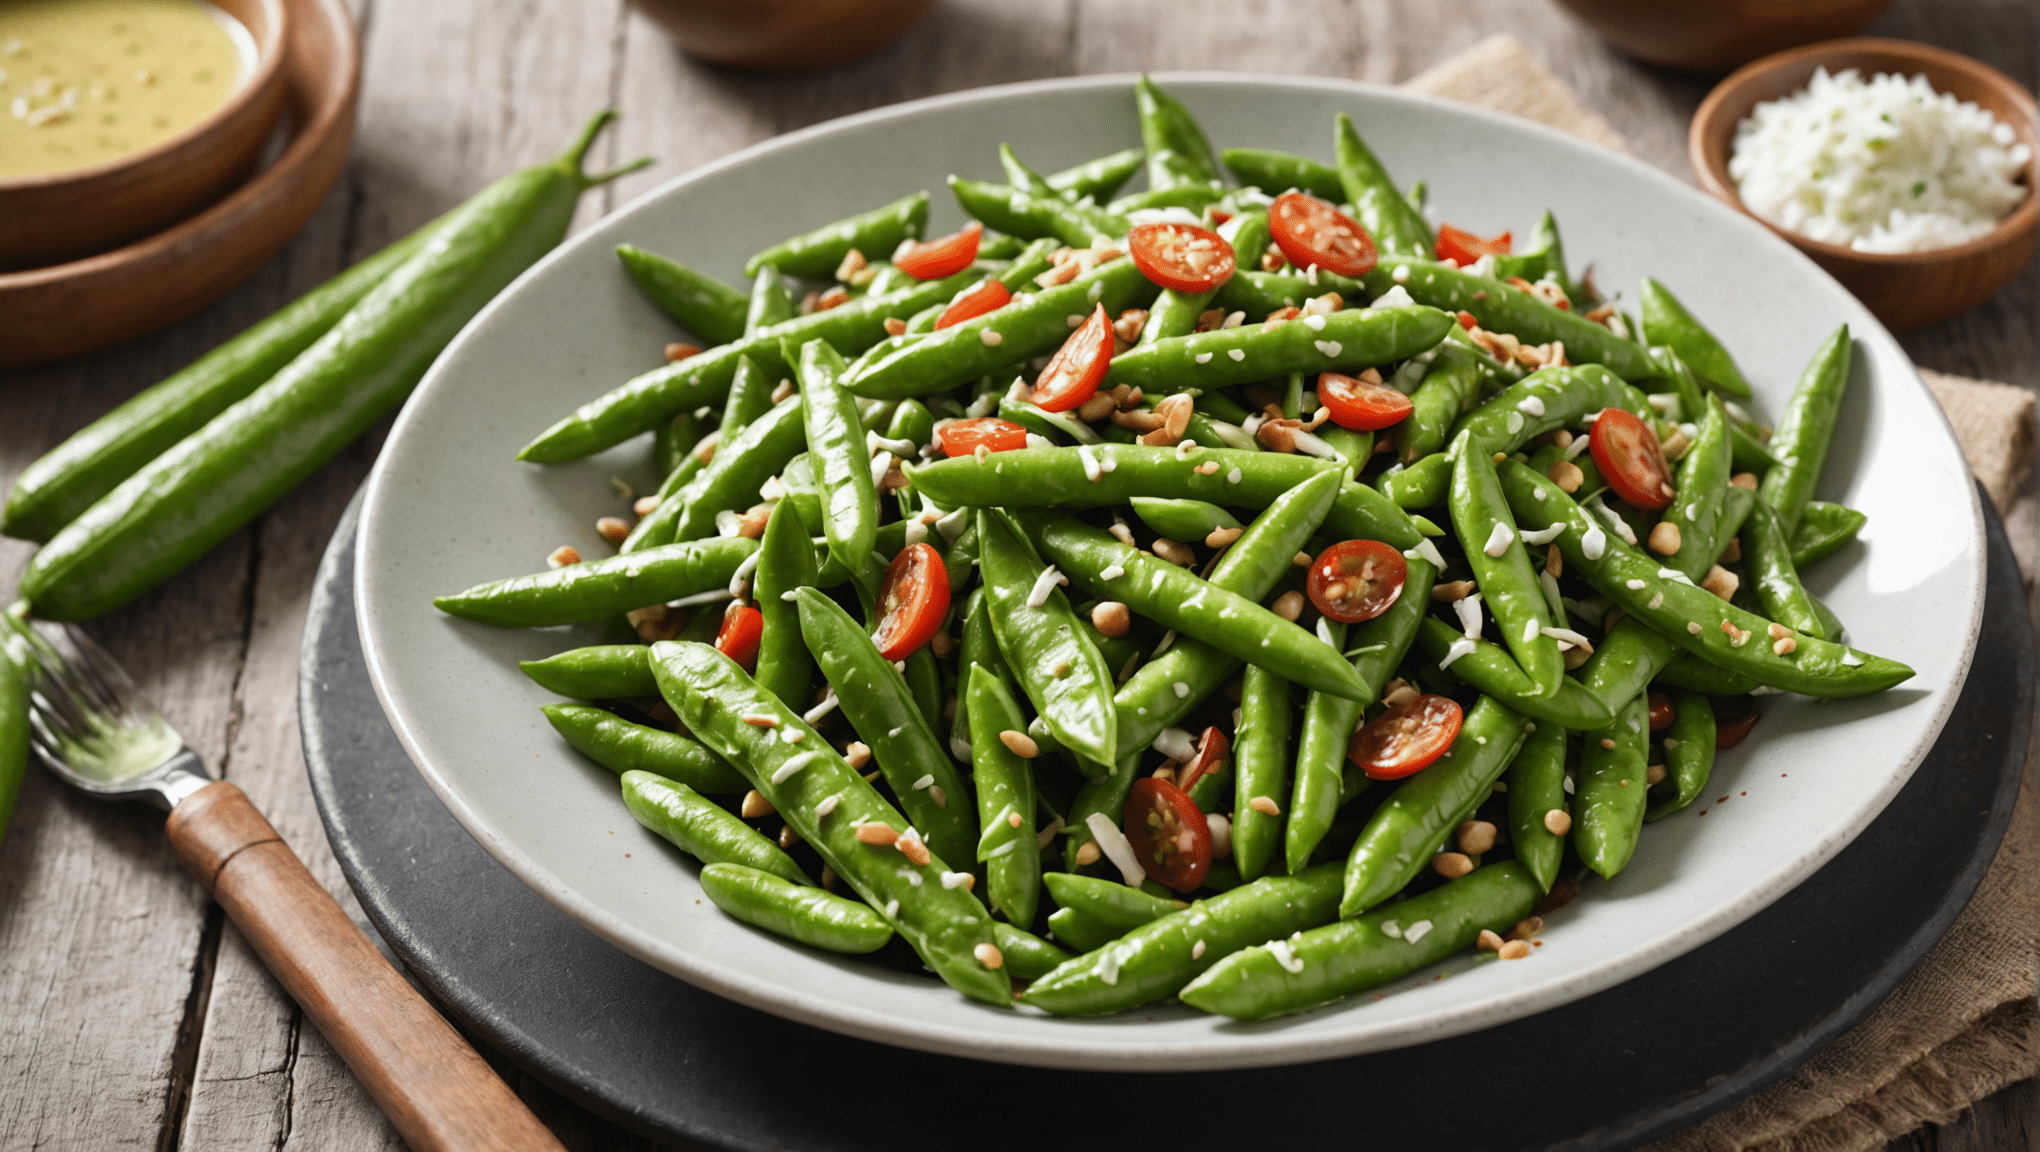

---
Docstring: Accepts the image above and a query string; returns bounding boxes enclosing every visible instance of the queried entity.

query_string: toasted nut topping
[1563,645,1591,670]
[896,831,931,866]
[1152,537,1196,566]
[547,545,581,568]
[1499,939,1532,960]
[835,248,868,283]
[737,504,772,539]
[1767,621,1792,640]
[633,495,661,517]
[1110,407,1164,433]
[664,342,702,363]
[1701,565,1740,602]
[1112,308,1148,344]
[1773,635,1797,655]
[778,824,801,849]
[1271,590,1306,622]
[1721,536,1743,563]
[1600,737,1617,750]
[999,730,1040,758]
[843,741,872,769]
[1431,580,1477,602]
[1456,820,1497,855]
[1477,929,1505,952]
[1545,545,1563,578]
[1074,840,1102,866]
[1205,526,1244,549]
[1659,428,1691,461]
[1729,472,1760,491]
[627,604,682,643]
[929,785,948,809]
[1507,916,1544,941]
[1078,392,1118,421]
[820,864,837,891]
[855,822,899,846]
[741,790,775,818]
[1548,460,1584,493]
[1151,764,1177,783]
[816,286,852,311]
[1433,852,1474,879]
[1648,521,1682,556]
[1154,393,1195,440]
[1248,796,1282,817]
[1646,763,1667,786]
[1543,808,1572,835]
[883,316,907,337]
[770,379,796,404]
[974,942,1004,969]
[595,516,631,544]
[1091,601,1131,637]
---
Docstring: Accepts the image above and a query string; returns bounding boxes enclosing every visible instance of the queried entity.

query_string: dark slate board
[302,485,2031,1151]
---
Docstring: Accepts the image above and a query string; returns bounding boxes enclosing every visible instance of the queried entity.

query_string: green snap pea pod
[1017,509,1369,702]
[1654,652,1760,695]
[1574,693,1649,879]
[1333,113,1435,260]
[1317,426,1373,470]
[1659,400,1733,583]
[1644,345,1708,428]
[1218,210,1272,274]
[1451,364,1644,456]
[718,353,775,440]
[1135,74,1223,191]
[795,340,880,586]
[1414,618,1613,729]
[1344,553,1436,701]
[1109,183,1225,216]
[2,214,448,544]
[1450,431,1563,697]
[1400,337,1493,464]
[844,255,1154,400]
[1179,861,1540,1020]
[621,770,809,883]
[699,862,892,953]
[1792,501,1867,568]
[23,114,646,620]
[520,644,656,698]
[966,665,1040,926]
[1491,213,1577,302]
[994,924,1075,980]
[1637,277,1752,399]
[651,409,705,484]
[1743,500,1829,641]
[1379,453,1452,509]
[883,399,936,517]
[666,395,808,545]
[1046,147,1145,203]
[1047,906,1121,954]
[1498,460,1911,696]
[995,237,1062,291]
[1211,268,1366,319]
[1023,862,1343,1016]
[648,642,1009,1004]
[1577,617,1682,716]
[1341,695,1527,917]
[743,192,929,278]
[1322,481,1425,553]
[976,509,1118,768]
[777,451,824,531]
[1646,690,1715,821]
[1220,147,1344,201]
[543,704,746,792]
[1104,305,1454,392]
[1758,325,1852,535]
[753,500,818,709]
[948,588,1005,758]
[795,589,973,865]
[948,177,1127,249]
[1811,591,1846,642]
[1062,751,1140,872]
[1141,288,1221,344]
[615,245,748,346]
[1715,482,1758,557]
[745,264,796,336]
[623,423,723,553]
[1186,409,1259,453]
[1527,210,1577,302]
[911,445,1340,515]
[1235,662,1294,883]
[520,269,978,463]
[1287,620,1361,875]
[0,624,26,847]
[1363,261,1655,380]
[434,537,755,627]
[999,142,1057,197]
[1129,497,1240,542]
[1506,722,1570,891]
[1731,425,1779,475]
[977,231,1028,260]
[1042,872,1182,934]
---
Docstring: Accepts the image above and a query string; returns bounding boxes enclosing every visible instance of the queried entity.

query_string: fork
[12,619,566,1152]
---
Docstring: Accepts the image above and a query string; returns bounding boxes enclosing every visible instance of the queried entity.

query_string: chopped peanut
[1498,940,1532,960]
[1543,808,1572,835]
[1152,538,1196,566]
[1433,852,1474,879]
[1701,564,1740,602]
[1648,521,1682,555]
[741,791,775,818]
[1271,590,1306,622]
[1091,601,1131,638]
[883,316,907,337]
[664,343,702,363]
[1548,460,1584,493]
[596,516,631,545]
[1456,820,1497,855]
[1729,472,1759,491]
[547,545,581,568]
[999,730,1040,758]
[1477,929,1505,953]
[854,822,899,846]
[1074,841,1102,866]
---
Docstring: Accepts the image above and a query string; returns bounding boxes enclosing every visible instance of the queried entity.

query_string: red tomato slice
[873,543,951,661]
[1307,539,1407,624]
[938,417,1029,457]
[1647,691,1675,731]
[715,604,764,671]
[1176,726,1229,794]
[1317,371,1413,431]
[1435,223,1512,266]
[1121,778,1211,893]
[895,220,982,280]
[1455,310,1478,330]
[1349,694,1463,780]
[1032,304,1113,413]
[1589,408,1676,511]
[1127,222,1236,294]
[935,279,1010,330]
[1268,191,1378,278]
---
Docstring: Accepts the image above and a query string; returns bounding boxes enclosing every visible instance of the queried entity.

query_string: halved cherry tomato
[1122,778,1211,893]
[1206,209,1234,227]
[938,417,1028,457]
[1455,310,1478,329]
[1435,223,1512,266]
[873,543,951,661]
[934,279,1010,329]
[1716,704,1760,749]
[1317,371,1414,431]
[1176,726,1229,794]
[1348,694,1463,780]
[1268,191,1378,278]
[1127,222,1236,294]
[1647,691,1675,731]
[895,220,982,280]
[1589,408,1675,511]
[1031,304,1113,412]
[715,604,764,671]
[1308,539,1407,624]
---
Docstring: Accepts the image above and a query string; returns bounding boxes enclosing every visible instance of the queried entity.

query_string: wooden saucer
[0,0,359,371]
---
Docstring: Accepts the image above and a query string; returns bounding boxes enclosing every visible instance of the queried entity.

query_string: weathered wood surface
[0,1,2031,1149]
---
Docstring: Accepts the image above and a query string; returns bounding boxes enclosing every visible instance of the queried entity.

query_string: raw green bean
[1574,693,1649,878]
[434,537,756,627]
[1400,336,1493,464]
[544,704,747,792]
[1334,113,1434,260]
[1646,689,1714,821]
[1414,618,1613,729]
[745,264,796,335]
[975,509,1118,768]
[622,770,810,883]
[949,177,1126,249]
[1221,147,1344,201]
[1234,660,1294,882]
[1286,617,1360,875]
[1451,364,1646,456]
[1743,499,1830,641]
[1363,260,1655,380]
[1129,497,1239,542]
[752,501,818,709]
[966,665,1040,926]
[1046,147,1144,203]
[1103,305,1454,392]
[1042,872,1182,933]
[1379,453,1451,509]
[699,862,893,953]
[1135,74,1223,191]
[1757,325,1852,535]
[994,923,1075,979]
[795,340,881,586]
[744,192,929,278]
[666,395,807,545]
[615,244,748,346]
[910,445,1340,514]
[1450,430,1563,696]
[1047,906,1120,954]
[1638,277,1752,399]
[1506,722,1569,891]
[1653,653,1760,695]
[520,644,656,699]
[1792,501,1867,568]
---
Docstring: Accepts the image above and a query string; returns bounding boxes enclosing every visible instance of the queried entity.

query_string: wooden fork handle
[167,780,565,1152]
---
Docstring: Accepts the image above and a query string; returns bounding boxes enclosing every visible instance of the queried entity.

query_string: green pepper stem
[555,108,656,189]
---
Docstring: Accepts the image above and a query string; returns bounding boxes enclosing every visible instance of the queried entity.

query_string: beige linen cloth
[1402,35,2040,1151]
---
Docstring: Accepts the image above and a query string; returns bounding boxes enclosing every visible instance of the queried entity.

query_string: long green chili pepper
[616,244,748,346]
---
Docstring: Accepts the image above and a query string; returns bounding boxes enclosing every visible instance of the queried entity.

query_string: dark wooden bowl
[1555,0,1892,76]
[630,0,938,72]
[0,0,359,370]
[0,0,291,269]
[1690,39,2038,332]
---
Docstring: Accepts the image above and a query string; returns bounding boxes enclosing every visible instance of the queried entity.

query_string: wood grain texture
[0,2,2033,1150]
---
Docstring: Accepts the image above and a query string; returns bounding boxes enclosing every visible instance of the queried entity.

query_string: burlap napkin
[1405,36,2040,1150]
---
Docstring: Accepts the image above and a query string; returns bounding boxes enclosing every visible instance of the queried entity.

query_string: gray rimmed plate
[355,73,1982,1071]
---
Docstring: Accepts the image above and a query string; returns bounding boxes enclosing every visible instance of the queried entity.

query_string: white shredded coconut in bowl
[1728,67,2031,254]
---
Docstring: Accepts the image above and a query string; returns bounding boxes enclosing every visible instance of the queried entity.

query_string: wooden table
[1,2,2032,1148]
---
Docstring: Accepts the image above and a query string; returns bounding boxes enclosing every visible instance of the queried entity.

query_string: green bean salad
[437,77,1909,1020]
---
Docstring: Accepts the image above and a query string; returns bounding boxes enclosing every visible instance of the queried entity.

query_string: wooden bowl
[1690,39,2039,331]
[630,0,938,71]
[1555,0,1892,76]
[0,0,358,370]
[0,0,291,269]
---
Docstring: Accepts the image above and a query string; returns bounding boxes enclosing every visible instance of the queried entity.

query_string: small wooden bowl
[0,0,291,269]
[1690,39,2039,331]
[1555,0,1891,76]
[630,0,938,72]
[0,0,359,370]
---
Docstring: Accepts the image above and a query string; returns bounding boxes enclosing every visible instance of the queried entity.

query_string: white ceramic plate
[356,74,1982,1071]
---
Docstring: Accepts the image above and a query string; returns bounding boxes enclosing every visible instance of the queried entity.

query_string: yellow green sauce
[0,0,256,179]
